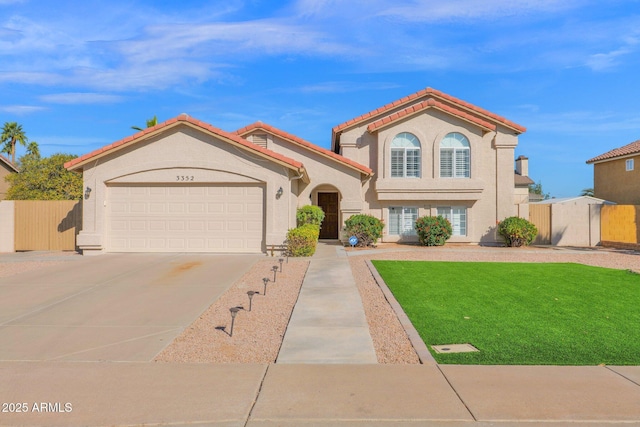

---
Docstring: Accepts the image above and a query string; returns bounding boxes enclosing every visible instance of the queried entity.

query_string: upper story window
[391,132,420,178]
[440,132,470,178]
[626,159,635,171]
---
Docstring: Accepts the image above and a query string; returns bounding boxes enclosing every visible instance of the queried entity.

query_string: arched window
[440,132,470,178]
[390,132,420,178]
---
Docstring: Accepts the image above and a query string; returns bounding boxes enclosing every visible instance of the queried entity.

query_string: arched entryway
[312,185,341,239]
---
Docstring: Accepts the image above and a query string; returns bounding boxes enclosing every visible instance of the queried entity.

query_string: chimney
[515,155,528,177]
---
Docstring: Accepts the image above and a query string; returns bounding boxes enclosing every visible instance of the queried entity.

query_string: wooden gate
[601,204,639,244]
[14,201,82,251]
[529,204,551,245]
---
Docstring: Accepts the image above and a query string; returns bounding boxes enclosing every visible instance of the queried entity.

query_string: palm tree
[25,141,40,159]
[131,115,158,131]
[0,122,28,164]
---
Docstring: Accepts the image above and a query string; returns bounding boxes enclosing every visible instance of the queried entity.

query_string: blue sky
[2,0,640,197]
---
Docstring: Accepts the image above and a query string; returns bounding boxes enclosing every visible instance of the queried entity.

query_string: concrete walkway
[277,241,377,363]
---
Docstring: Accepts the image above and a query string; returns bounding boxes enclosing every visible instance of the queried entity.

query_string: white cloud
[40,92,124,104]
[296,81,401,94]
[0,105,46,114]
[377,0,583,22]
[519,110,640,134]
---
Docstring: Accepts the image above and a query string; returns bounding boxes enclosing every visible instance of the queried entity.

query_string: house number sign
[176,176,195,181]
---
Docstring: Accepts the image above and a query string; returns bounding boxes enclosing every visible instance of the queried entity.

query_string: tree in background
[5,152,82,200]
[25,141,40,160]
[1,121,28,164]
[131,115,158,131]
[581,188,595,197]
[529,180,550,200]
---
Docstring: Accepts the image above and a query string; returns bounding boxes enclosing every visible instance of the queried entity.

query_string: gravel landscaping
[155,258,310,363]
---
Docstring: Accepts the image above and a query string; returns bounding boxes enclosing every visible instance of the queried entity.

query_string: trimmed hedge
[344,214,384,247]
[287,224,320,257]
[415,215,452,246]
[498,216,538,247]
[296,205,325,227]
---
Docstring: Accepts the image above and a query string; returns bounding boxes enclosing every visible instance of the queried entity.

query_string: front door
[317,192,339,239]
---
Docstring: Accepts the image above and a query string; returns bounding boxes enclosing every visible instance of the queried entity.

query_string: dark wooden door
[317,192,339,239]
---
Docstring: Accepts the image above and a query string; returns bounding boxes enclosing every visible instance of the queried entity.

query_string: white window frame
[437,206,467,236]
[389,206,418,235]
[626,158,635,171]
[390,133,421,178]
[440,132,470,178]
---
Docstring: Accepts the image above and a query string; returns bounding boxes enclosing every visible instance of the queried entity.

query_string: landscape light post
[229,307,240,337]
[262,277,270,295]
[247,291,256,311]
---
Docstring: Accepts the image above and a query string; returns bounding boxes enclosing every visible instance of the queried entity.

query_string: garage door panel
[130,221,146,231]
[108,184,264,253]
[188,221,205,231]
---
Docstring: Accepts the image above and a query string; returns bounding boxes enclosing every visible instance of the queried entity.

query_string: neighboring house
[586,139,640,205]
[0,155,18,200]
[514,155,535,204]
[65,87,527,255]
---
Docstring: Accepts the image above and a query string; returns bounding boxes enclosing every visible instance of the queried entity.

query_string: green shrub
[286,224,320,256]
[498,216,538,247]
[344,214,384,247]
[296,205,325,227]
[415,215,452,246]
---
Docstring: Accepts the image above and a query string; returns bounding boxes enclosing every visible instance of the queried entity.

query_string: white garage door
[107,184,264,252]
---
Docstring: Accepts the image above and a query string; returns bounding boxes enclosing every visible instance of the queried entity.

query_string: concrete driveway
[0,252,262,362]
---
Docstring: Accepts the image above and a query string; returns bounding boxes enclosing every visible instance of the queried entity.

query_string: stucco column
[495,144,516,222]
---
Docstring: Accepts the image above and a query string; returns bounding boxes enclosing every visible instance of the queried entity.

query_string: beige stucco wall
[593,155,640,204]
[0,200,15,252]
[77,125,295,254]
[337,109,518,244]
[243,130,366,231]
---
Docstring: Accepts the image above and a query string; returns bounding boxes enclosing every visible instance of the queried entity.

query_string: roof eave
[236,123,373,177]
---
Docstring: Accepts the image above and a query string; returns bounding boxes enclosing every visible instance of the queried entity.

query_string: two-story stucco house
[586,139,640,205]
[65,87,526,255]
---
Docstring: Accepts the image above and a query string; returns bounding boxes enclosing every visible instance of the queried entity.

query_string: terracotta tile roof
[586,139,640,163]
[332,87,526,140]
[0,154,18,172]
[64,114,307,176]
[366,98,497,133]
[235,122,373,176]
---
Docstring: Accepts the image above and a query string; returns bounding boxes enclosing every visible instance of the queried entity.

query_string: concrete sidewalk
[277,241,377,363]
[2,362,640,426]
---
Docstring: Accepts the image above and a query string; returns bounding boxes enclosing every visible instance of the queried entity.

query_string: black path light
[272,265,278,282]
[247,291,257,311]
[229,307,240,337]
[262,277,270,295]
[279,258,284,273]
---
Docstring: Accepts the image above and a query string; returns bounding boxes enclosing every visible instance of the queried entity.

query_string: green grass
[372,261,640,365]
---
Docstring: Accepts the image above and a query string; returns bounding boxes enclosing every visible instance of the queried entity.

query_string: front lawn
[372,261,640,365]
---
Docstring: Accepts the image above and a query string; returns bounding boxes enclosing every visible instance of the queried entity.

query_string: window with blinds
[437,207,467,236]
[389,206,418,235]
[440,133,470,178]
[390,133,420,178]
